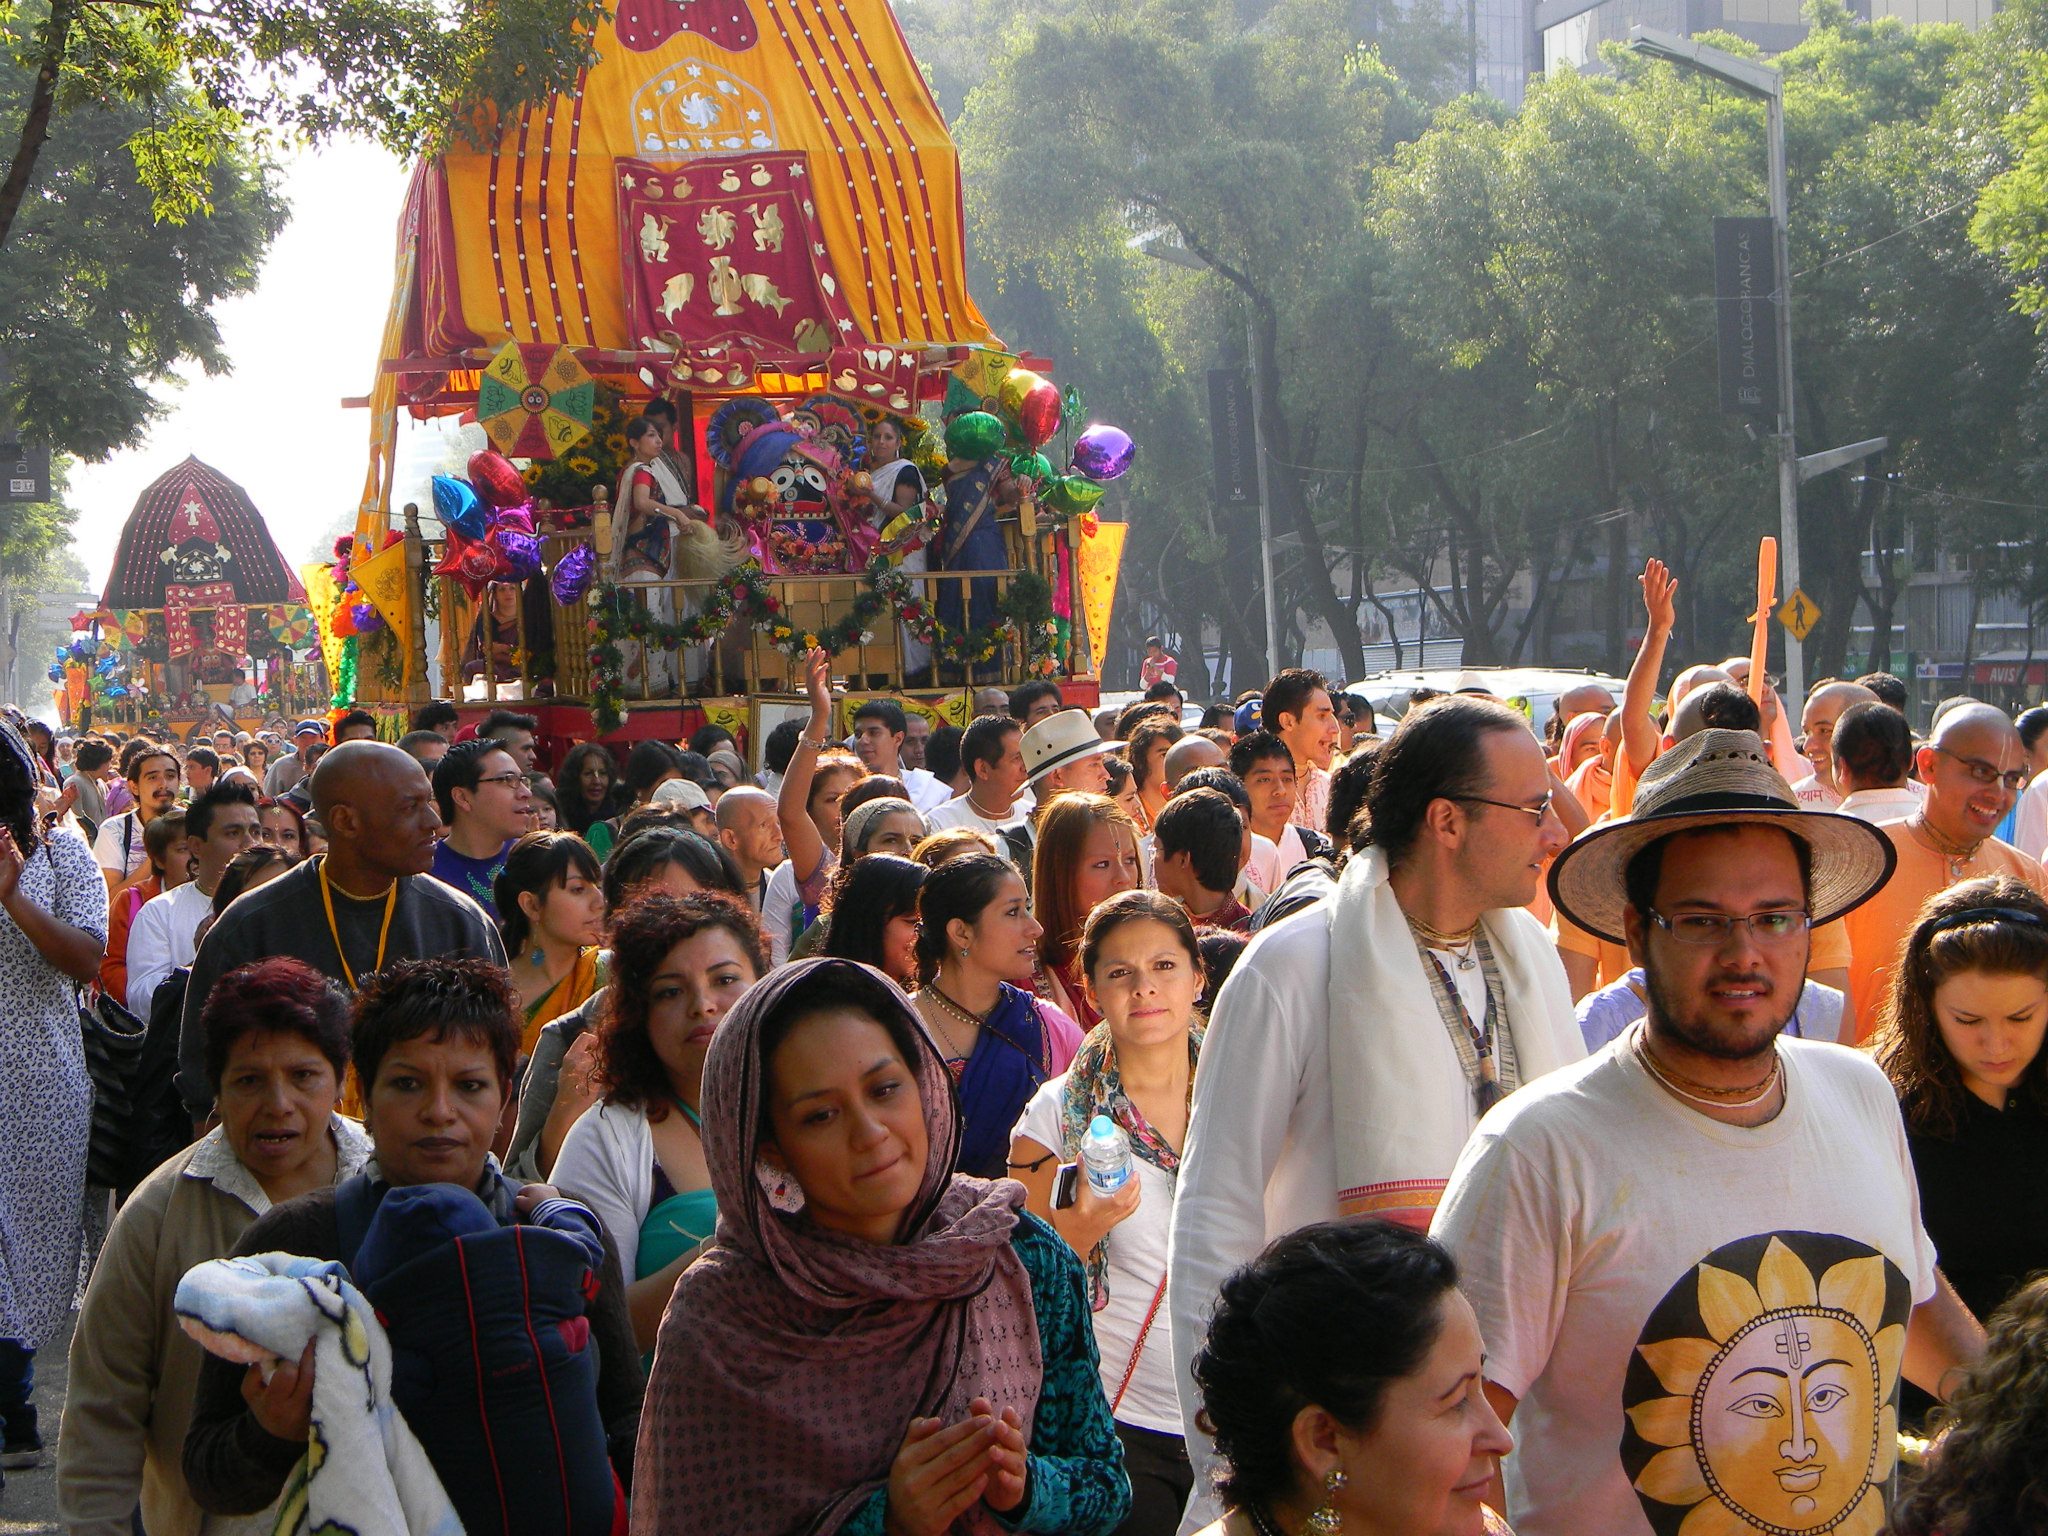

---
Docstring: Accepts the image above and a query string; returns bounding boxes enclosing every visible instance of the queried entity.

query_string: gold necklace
[1633,1031,1783,1111]
[1407,914,1480,969]
[921,983,987,1060]
[1637,1031,1779,1097]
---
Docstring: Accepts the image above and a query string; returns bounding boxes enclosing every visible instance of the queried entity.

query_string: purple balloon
[551,542,597,605]
[491,502,536,536]
[350,602,385,634]
[491,528,545,581]
[1072,424,1136,482]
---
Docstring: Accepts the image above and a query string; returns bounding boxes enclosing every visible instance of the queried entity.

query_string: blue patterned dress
[0,824,108,1346]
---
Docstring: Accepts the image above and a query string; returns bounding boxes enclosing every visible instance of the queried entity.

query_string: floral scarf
[1057,1019,1202,1311]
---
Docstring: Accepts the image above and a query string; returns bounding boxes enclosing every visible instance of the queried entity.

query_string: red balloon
[434,529,513,600]
[1018,380,1063,449]
[468,450,529,510]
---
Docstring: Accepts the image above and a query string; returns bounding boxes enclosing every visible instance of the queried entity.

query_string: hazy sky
[70,138,426,596]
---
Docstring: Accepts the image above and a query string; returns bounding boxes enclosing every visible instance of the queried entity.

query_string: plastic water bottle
[1081,1114,1132,1197]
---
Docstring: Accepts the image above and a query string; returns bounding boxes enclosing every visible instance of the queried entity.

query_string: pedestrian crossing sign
[1777,588,1820,642]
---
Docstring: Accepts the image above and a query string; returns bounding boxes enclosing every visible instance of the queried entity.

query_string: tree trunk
[1248,297,1367,681]
[0,0,77,251]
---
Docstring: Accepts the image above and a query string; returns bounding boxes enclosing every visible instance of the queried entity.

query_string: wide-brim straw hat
[1547,727,1896,945]
[1022,708,1118,785]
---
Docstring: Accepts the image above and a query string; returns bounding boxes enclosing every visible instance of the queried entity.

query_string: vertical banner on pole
[1207,368,1257,506]
[1714,217,1780,417]
[1076,520,1128,677]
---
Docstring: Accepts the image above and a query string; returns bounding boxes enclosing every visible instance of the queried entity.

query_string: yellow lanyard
[317,855,397,991]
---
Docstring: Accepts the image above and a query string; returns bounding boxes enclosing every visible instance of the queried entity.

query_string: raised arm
[777,647,837,885]
[1621,559,1676,776]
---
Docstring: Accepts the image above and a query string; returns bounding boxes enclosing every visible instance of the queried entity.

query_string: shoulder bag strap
[1109,1272,1171,1418]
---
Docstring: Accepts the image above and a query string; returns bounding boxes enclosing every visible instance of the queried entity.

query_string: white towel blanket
[175,1252,465,1536]
[1325,846,1584,1227]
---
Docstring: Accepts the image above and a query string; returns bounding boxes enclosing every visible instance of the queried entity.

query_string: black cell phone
[1053,1162,1080,1210]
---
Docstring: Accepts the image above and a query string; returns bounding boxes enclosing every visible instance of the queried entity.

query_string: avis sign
[1714,217,1779,418]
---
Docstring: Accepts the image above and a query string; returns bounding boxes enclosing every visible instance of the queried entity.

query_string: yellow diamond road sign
[1778,588,1820,642]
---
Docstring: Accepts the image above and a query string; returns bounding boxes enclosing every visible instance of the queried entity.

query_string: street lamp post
[1627,26,1805,706]
[1129,227,1284,685]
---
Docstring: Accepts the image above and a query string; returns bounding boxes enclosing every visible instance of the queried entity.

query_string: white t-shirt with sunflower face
[1431,1031,1937,1536]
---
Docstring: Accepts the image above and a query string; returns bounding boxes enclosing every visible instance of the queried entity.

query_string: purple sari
[955,981,1056,1179]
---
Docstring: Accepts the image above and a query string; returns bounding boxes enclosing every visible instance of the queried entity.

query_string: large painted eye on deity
[769,465,802,500]
[1621,1232,1911,1536]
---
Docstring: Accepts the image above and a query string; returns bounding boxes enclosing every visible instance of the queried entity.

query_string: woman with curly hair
[1891,1273,2048,1536]
[560,742,625,841]
[1872,874,2048,1425]
[551,891,767,1352]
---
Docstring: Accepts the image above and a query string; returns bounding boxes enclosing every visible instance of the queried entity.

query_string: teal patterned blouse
[841,1211,1132,1535]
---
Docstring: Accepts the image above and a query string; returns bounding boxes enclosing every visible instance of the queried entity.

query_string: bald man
[1841,703,2047,1041]
[715,786,785,911]
[1161,732,1226,793]
[175,742,507,1119]
[1790,680,1881,808]
[1547,682,1614,754]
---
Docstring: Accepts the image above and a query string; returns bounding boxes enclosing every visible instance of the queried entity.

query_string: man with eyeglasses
[1169,696,1585,1528]
[1432,728,1985,1535]
[1560,683,1857,1010]
[429,739,534,920]
[1842,701,2047,1042]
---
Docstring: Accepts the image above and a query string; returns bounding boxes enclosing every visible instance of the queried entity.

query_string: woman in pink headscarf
[1565,712,1621,822]
[632,957,1131,1536]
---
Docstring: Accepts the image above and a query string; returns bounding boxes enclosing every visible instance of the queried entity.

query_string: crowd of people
[1,560,2046,1534]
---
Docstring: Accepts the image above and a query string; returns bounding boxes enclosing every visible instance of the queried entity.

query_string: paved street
[0,1315,67,1536]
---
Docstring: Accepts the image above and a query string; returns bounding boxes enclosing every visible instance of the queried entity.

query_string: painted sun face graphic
[1623,1233,1909,1536]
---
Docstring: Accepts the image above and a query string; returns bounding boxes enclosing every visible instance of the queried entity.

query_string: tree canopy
[935,0,2048,687]
[0,0,605,248]
[0,43,285,461]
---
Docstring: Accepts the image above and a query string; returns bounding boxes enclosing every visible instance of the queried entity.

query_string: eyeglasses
[1933,746,2029,794]
[1647,907,1812,945]
[1452,792,1555,824]
[477,772,529,791]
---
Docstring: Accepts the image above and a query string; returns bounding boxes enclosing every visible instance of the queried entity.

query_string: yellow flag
[301,563,347,696]
[352,539,416,690]
[1076,520,1127,676]
[703,702,749,743]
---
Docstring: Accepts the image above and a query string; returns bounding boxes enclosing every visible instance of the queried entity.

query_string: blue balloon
[105,684,128,699]
[46,666,62,683]
[95,655,118,675]
[432,474,489,540]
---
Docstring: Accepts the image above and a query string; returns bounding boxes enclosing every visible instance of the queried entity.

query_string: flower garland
[587,561,1056,730]
[330,635,359,708]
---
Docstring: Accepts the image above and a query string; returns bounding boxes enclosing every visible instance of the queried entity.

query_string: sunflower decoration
[525,385,633,510]
[1622,1232,1910,1536]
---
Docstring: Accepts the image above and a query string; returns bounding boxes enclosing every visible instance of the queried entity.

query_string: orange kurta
[1842,822,2048,1043]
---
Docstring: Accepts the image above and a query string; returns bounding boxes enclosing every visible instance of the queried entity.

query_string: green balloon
[1045,475,1107,514]
[1010,451,1055,484]
[946,411,1007,461]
